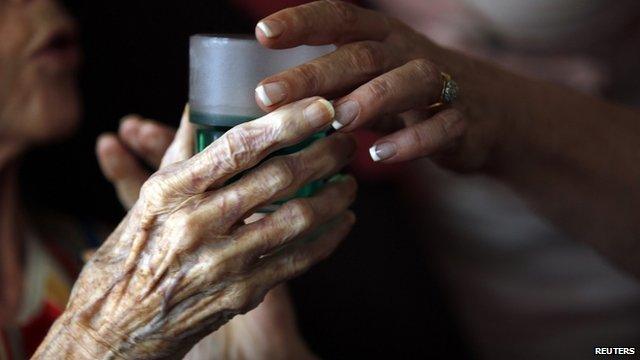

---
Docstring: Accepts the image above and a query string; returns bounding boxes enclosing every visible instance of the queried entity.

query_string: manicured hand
[254,0,501,170]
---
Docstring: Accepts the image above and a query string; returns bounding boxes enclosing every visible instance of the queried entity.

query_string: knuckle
[433,121,449,142]
[432,116,452,147]
[290,248,318,272]
[288,2,316,28]
[366,77,393,100]
[325,0,357,25]
[227,284,253,312]
[265,157,296,190]
[234,286,265,313]
[248,226,283,257]
[349,42,385,74]
[140,172,170,201]
[287,198,316,231]
[226,126,253,154]
[410,58,439,83]
[292,63,322,94]
[407,125,429,151]
[271,252,302,282]
[170,209,199,237]
[215,189,243,221]
[217,126,258,172]
[440,109,466,139]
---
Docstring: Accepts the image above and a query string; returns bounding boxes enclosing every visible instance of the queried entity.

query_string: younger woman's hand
[254,0,504,171]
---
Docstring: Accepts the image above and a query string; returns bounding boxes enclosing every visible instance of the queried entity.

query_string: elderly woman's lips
[31,30,81,69]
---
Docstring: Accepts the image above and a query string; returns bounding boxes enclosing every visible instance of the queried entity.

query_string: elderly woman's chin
[8,78,81,144]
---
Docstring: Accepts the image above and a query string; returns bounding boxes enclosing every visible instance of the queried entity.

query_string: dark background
[22,1,470,358]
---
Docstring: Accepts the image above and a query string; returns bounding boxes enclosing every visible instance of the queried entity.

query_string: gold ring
[427,72,458,109]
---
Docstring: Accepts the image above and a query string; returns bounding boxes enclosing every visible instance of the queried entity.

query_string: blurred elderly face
[0,0,80,145]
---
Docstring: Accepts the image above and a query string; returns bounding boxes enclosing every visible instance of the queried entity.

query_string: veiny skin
[98,107,321,359]
[33,97,357,359]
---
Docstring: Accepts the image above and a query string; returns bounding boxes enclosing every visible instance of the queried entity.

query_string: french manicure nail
[369,142,397,162]
[255,82,286,106]
[257,20,284,38]
[332,100,359,130]
[304,99,335,128]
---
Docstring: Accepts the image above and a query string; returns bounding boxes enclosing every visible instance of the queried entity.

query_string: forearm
[499,81,640,267]
[435,46,640,275]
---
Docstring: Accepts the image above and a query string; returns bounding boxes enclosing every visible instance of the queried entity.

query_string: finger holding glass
[33,97,357,359]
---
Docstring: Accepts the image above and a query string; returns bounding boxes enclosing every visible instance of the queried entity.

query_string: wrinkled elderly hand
[34,97,356,359]
[96,108,319,359]
[254,0,503,170]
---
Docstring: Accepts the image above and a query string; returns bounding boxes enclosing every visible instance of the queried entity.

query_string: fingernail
[255,82,286,106]
[257,20,284,38]
[369,142,397,162]
[304,99,335,128]
[332,100,359,130]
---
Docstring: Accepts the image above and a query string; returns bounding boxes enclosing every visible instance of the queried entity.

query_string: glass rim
[190,33,256,42]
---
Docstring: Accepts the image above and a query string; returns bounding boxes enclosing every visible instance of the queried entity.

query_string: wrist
[32,312,122,359]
